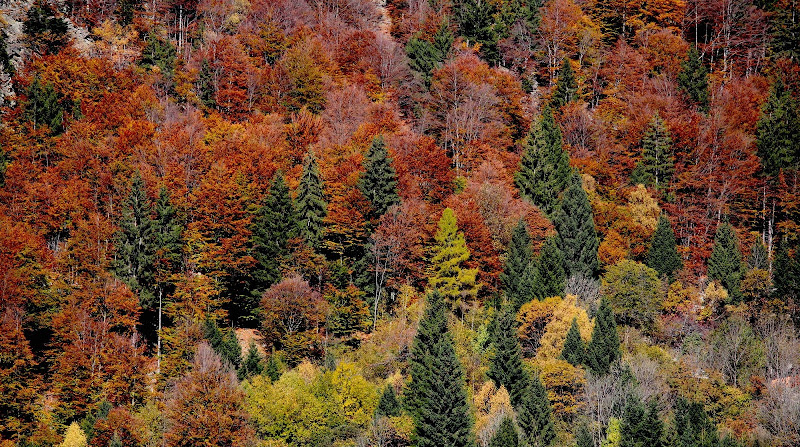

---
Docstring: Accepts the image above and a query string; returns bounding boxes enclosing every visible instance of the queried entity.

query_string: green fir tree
[359,135,400,220]
[251,172,296,291]
[561,317,585,366]
[755,79,800,177]
[114,172,156,307]
[532,235,566,300]
[23,1,69,55]
[406,20,453,85]
[585,298,620,376]
[630,114,674,193]
[673,398,719,447]
[139,32,177,79]
[488,302,529,406]
[645,214,682,280]
[296,151,327,250]
[773,235,800,302]
[554,174,599,278]
[517,370,556,447]
[23,75,64,134]
[575,423,593,447]
[708,222,744,303]
[265,354,281,382]
[501,221,535,308]
[489,416,521,447]
[677,47,709,112]
[376,386,401,417]
[455,0,499,64]
[620,397,664,447]
[551,59,578,109]
[238,342,264,380]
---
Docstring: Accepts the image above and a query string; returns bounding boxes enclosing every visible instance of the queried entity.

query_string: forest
[0,0,799,445]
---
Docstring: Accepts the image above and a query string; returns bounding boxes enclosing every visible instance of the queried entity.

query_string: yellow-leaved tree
[428,208,480,312]
[59,422,87,447]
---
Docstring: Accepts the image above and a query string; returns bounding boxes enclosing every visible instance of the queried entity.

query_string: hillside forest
[0,0,799,446]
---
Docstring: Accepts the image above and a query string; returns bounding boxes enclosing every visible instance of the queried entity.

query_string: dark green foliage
[406,291,474,447]
[755,79,800,177]
[80,399,111,439]
[265,354,281,382]
[198,59,216,109]
[153,187,183,283]
[677,47,709,112]
[554,174,599,278]
[406,21,453,85]
[376,386,401,417]
[251,172,296,292]
[116,0,142,25]
[489,416,520,447]
[515,106,572,216]
[488,303,528,406]
[0,31,15,76]
[497,0,541,39]
[359,135,400,219]
[204,320,242,369]
[621,398,663,447]
[517,370,556,447]
[296,151,327,250]
[23,1,69,55]
[708,222,744,303]
[769,3,800,62]
[631,114,674,193]
[238,342,264,380]
[773,235,800,302]
[673,398,719,447]
[561,317,585,366]
[532,236,566,300]
[139,32,177,79]
[585,298,620,376]
[501,221,535,308]
[575,423,593,447]
[646,214,682,280]
[455,0,499,64]
[114,173,156,307]
[551,59,578,108]
[23,75,64,134]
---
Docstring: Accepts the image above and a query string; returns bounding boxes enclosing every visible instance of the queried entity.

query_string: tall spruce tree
[455,0,500,64]
[515,106,572,216]
[677,47,709,112]
[406,20,453,85]
[406,291,475,447]
[554,174,599,278]
[645,214,682,280]
[620,397,664,447]
[673,398,719,447]
[296,151,327,250]
[501,221,535,307]
[585,298,620,376]
[561,317,585,366]
[773,235,800,302]
[489,416,521,447]
[488,302,528,406]
[238,341,264,380]
[359,135,400,220]
[755,79,800,177]
[376,386,401,417]
[532,236,566,300]
[630,114,674,193]
[23,75,64,134]
[575,423,593,447]
[251,172,296,291]
[517,370,556,447]
[429,208,480,309]
[22,1,69,55]
[115,172,156,307]
[551,59,578,109]
[203,320,242,369]
[708,222,744,303]
[152,187,182,368]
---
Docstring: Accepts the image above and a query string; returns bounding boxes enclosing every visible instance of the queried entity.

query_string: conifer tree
[489,416,521,447]
[554,174,599,278]
[517,370,556,447]
[406,20,453,85]
[376,386,401,417]
[406,291,475,447]
[532,236,566,300]
[708,222,744,303]
[265,354,281,382]
[140,32,177,79]
[673,398,719,447]
[678,47,709,112]
[359,135,400,220]
[488,303,528,406]
[561,317,585,366]
[551,59,578,109]
[251,172,296,291]
[455,0,499,64]
[153,187,182,368]
[198,59,216,109]
[501,221,535,307]
[59,422,87,447]
[24,75,64,134]
[575,423,593,447]
[755,79,800,177]
[585,298,620,376]
[115,172,156,306]
[203,320,242,370]
[497,0,540,40]
[238,342,264,380]
[515,106,572,216]
[23,1,69,56]
[621,398,663,447]
[296,151,327,250]
[631,114,674,193]
[108,433,123,447]
[645,214,682,280]
[429,208,479,309]
[773,235,800,302]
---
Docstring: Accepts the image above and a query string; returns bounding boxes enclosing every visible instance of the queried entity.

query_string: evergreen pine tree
[773,235,800,302]
[488,303,528,406]
[497,0,540,40]
[203,320,242,369]
[708,222,744,303]
[238,342,264,380]
[551,59,578,109]
[501,221,535,308]
[561,317,585,366]
[115,172,156,307]
[23,1,69,55]
[517,370,556,447]
[532,236,566,300]
[455,0,499,64]
[251,172,296,291]
[575,423,593,447]
[554,174,599,278]
[515,106,572,216]
[630,114,674,193]
[296,151,327,250]
[359,135,400,219]
[621,397,663,447]
[677,47,709,112]
[198,59,216,109]
[489,416,521,447]
[376,385,401,417]
[645,214,682,280]
[406,20,453,85]
[755,79,800,177]
[429,208,480,309]
[139,32,177,79]
[406,291,475,447]
[673,398,719,447]
[265,354,281,382]
[23,75,64,134]
[585,298,620,376]
[152,187,182,362]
